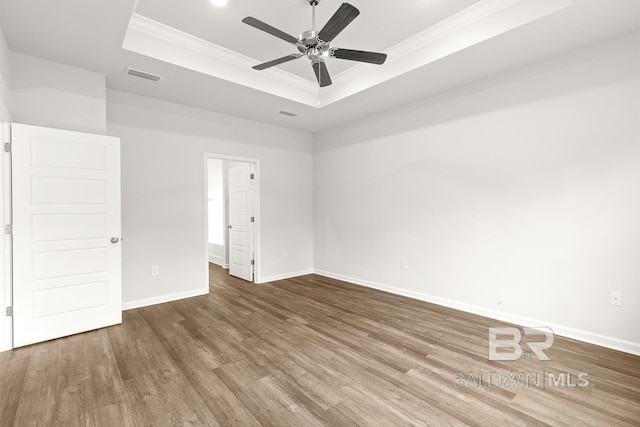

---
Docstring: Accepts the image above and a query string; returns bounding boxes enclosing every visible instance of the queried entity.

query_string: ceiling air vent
[279,110,298,117]
[124,67,163,82]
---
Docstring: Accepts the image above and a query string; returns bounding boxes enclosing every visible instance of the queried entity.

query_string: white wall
[3,29,637,356]
[0,25,11,352]
[10,52,106,134]
[107,89,314,308]
[313,33,640,354]
[0,28,9,121]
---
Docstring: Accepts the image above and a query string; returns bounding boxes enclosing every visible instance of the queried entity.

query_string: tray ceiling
[134,0,482,82]
[2,0,639,132]
[124,0,576,107]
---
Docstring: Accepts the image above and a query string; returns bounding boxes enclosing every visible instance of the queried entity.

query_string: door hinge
[250,173,254,180]
[250,216,255,223]
[3,143,10,153]
[5,306,12,317]
[4,224,11,235]
[251,259,255,266]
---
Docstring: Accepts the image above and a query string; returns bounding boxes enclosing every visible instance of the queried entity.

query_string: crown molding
[122,0,574,109]
[124,13,320,107]
[323,0,574,106]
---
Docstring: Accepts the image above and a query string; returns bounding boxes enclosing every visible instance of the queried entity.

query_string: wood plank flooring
[1,264,639,426]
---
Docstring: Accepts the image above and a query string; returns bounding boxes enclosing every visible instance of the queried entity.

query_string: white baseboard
[313,269,640,357]
[257,269,314,284]
[208,255,225,267]
[122,288,208,311]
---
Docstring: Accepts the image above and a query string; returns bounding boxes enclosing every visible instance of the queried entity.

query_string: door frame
[203,153,260,285]
[1,121,12,351]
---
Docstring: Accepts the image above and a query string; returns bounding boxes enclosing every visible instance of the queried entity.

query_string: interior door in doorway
[228,163,253,282]
[11,123,122,347]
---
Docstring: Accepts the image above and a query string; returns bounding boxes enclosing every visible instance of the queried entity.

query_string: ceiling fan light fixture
[242,1,387,87]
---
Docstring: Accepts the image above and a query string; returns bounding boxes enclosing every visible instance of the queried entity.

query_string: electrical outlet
[282,249,288,258]
[610,292,622,307]
[401,259,408,270]
[151,266,159,276]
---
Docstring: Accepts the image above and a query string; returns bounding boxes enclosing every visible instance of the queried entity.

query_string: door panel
[12,123,122,348]
[31,138,106,169]
[228,163,253,282]
[32,214,106,242]
[32,247,107,279]
[32,176,106,204]
[33,281,108,318]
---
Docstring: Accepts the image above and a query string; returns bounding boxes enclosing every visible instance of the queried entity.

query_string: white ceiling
[134,0,481,81]
[0,0,639,133]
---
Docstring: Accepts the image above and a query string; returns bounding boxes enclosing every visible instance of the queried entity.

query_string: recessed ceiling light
[209,0,228,7]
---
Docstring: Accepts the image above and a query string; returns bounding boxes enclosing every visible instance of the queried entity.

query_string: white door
[11,123,122,347]
[228,163,253,282]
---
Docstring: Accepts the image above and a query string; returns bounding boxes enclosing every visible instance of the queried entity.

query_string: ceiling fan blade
[253,54,303,70]
[242,17,298,44]
[312,60,332,87]
[318,3,360,43]
[331,48,387,65]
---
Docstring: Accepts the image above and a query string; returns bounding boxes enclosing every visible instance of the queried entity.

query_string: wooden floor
[1,265,639,426]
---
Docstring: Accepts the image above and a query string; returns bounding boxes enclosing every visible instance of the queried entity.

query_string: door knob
[111,237,120,243]
[228,225,232,229]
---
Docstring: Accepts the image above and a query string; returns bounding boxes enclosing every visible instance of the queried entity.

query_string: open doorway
[204,154,260,284]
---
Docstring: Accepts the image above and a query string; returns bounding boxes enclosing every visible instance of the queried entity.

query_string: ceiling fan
[242,0,387,87]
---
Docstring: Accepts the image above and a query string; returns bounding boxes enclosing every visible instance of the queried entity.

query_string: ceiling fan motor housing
[297,30,330,60]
